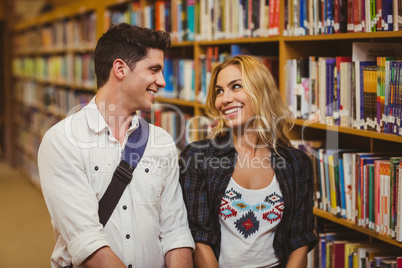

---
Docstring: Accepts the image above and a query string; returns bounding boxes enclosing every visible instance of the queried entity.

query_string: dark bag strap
[98,117,149,226]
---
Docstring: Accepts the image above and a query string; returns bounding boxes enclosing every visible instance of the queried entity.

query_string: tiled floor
[0,162,54,268]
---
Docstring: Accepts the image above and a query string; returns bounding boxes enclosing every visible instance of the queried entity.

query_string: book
[326,58,337,125]
[309,56,319,121]
[331,240,348,268]
[318,57,330,124]
[389,157,402,237]
[343,152,355,220]
[396,162,402,241]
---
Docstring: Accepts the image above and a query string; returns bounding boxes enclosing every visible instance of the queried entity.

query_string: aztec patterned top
[219,176,282,267]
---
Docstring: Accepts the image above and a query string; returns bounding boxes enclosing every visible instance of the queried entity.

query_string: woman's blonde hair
[205,55,293,149]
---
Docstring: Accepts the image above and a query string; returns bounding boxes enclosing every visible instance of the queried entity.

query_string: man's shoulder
[42,109,88,143]
[146,124,178,154]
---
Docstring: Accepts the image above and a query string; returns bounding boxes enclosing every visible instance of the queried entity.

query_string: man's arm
[157,138,195,261]
[286,245,308,268]
[165,247,193,268]
[193,243,219,268]
[82,247,125,268]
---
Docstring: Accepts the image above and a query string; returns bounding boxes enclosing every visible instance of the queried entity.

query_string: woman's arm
[193,243,219,268]
[285,245,308,268]
[285,151,318,260]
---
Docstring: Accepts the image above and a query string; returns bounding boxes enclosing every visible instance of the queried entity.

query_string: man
[38,23,194,267]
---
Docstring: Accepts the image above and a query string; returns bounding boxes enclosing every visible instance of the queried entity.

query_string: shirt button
[126,234,130,239]
[128,265,132,268]
[145,168,149,173]
[123,205,127,210]
[94,166,98,171]
[107,130,110,135]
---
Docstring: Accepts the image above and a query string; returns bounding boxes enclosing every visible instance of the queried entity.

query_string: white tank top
[219,175,283,268]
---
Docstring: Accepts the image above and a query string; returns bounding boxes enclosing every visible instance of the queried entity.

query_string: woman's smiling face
[214,65,255,130]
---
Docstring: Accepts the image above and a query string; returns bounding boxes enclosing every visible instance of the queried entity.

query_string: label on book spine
[334,23,339,31]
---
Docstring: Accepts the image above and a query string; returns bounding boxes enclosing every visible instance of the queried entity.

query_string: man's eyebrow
[216,79,242,88]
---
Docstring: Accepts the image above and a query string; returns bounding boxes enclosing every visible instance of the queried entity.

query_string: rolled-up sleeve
[287,151,318,253]
[38,128,109,266]
[158,146,195,256]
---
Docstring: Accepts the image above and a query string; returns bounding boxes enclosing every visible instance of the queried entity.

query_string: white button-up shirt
[38,97,195,267]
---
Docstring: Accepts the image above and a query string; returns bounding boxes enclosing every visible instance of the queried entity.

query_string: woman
[179,55,318,267]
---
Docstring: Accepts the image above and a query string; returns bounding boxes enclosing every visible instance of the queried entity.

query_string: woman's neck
[232,127,267,157]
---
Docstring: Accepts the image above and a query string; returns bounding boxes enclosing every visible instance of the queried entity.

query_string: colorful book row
[285,0,402,36]
[13,53,95,89]
[105,0,280,42]
[295,140,402,242]
[286,43,402,136]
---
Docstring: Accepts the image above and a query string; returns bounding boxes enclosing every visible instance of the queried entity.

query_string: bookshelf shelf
[13,76,96,92]
[171,41,194,48]
[197,36,281,46]
[14,46,96,56]
[314,208,402,248]
[283,31,402,42]
[14,1,97,31]
[294,119,402,143]
[104,0,131,7]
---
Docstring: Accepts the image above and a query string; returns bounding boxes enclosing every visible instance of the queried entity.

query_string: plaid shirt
[179,134,318,267]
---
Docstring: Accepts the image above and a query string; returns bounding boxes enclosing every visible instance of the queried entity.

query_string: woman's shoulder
[276,145,311,163]
[180,138,212,157]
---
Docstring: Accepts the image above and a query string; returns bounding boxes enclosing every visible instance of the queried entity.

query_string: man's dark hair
[94,23,171,88]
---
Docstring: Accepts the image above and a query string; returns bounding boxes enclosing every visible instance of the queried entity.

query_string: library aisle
[0,162,54,267]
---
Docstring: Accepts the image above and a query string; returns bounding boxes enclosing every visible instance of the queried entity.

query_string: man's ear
[112,59,128,80]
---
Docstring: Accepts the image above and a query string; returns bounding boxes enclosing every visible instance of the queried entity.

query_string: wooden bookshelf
[314,208,402,248]
[9,0,402,256]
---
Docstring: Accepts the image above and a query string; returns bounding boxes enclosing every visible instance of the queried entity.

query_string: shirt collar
[85,96,139,134]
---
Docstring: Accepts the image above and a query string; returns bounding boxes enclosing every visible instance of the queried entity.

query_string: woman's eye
[216,88,224,94]
[233,84,242,89]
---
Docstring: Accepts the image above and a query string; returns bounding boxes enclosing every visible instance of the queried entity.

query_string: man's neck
[95,91,135,145]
